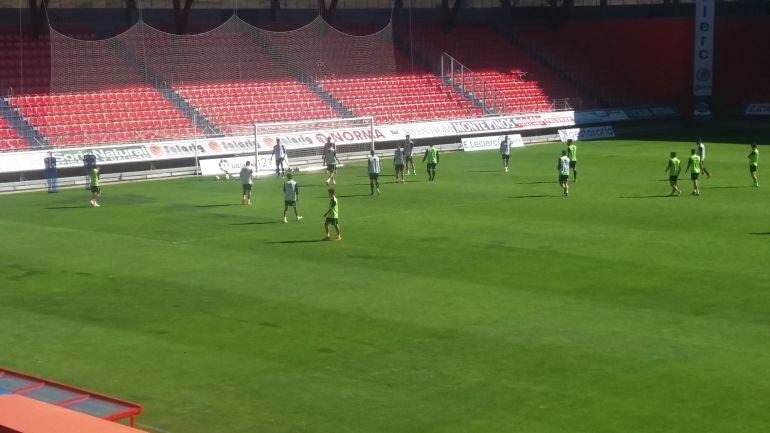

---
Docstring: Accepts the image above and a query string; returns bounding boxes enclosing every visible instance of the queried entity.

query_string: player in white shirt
[500,136,512,173]
[403,134,416,175]
[324,138,341,186]
[697,139,711,178]
[393,144,406,184]
[558,150,571,197]
[282,173,302,223]
[273,139,287,178]
[239,161,254,205]
[367,150,381,196]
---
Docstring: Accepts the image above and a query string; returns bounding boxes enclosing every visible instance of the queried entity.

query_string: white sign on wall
[461,134,524,152]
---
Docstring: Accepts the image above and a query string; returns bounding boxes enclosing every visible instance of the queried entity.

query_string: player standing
[240,160,254,205]
[665,151,682,196]
[558,150,570,197]
[684,148,701,196]
[323,188,341,241]
[749,143,759,187]
[324,138,341,186]
[697,139,711,178]
[88,165,101,207]
[500,135,511,173]
[404,134,416,175]
[283,173,302,223]
[367,150,381,195]
[393,144,406,184]
[273,138,287,178]
[567,139,578,182]
[422,143,439,181]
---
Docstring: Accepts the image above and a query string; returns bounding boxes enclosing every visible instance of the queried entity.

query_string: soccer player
[323,188,341,241]
[749,143,759,187]
[240,160,254,205]
[567,139,578,181]
[393,144,406,184]
[684,148,701,196]
[367,150,381,195]
[273,138,287,178]
[324,138,341,186]
[558,150,570,197]
[697,139,711,178]
[665,151,682,196]
[88,165,101,207]
[500,135,511,173]
[283,173,302,223]
[404,134,416,175]
[422,143,439,181]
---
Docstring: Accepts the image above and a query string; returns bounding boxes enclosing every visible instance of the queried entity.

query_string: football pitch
[1,139,769,433]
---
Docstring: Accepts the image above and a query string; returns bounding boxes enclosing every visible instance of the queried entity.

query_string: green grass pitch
[1,139,769,433]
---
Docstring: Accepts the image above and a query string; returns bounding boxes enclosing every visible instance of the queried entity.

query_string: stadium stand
[714,17,770,107]
[10,87,198,146]
[0,117,25,150]
[415,26,588,113]
[0,31,50,96]
[319,73,482,123]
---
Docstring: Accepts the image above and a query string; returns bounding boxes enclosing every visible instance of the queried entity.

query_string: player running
[422,143,439,181]
[665,151,682,196]
[697,139,711,178]
[393,144,406,184]
[283,173,302,223]
[324,138,341,186]
[404,134,416,175]
[88,165,101,207]
[684,148,702,196]
[273,138,287,178]
[323,188,341,241]
[558,150,570,197]
[749,143,759,187]
[240,161,254,205]
[500,135,512,173]
[367,150,381,195]
[567,139,578,181]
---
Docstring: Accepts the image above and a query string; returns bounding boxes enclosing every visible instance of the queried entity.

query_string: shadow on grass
[515,181,553,185]
[339,194,372,198]
[46,206,84,210]
[230,221,280,226]
[194,204,240,208]
[703,186,751,189]
[619,195,674,199]
[509,195,562,199]
[750,232,770,236]
[467,170,502,173]
[265,239,326,244]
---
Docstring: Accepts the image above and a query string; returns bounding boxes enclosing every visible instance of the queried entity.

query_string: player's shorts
[275,158,284,166]
[750,165,757,173]
[691,173,700,180]
[405,156,414,162]
[369,173,379,180]
[427,163,437,170]
[395,164,404,171]
[559,174,569,182]
[242,184,252,193]
[327,164,336,172]
[285,200,296,207]
[502,154,510,161]
[569,161,577,169]
[325,217,338,225]
[90,185,100,193]
[669,175,679,182]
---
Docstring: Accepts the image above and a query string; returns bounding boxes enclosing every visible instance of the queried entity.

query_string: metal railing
[440,52,505,115]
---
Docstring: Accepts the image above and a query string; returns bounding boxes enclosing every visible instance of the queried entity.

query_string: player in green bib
[567,139,578,182]
[422,144,439,181]
[323,188,341,241]
[665,152,682,196]
[684,148,701,196]
[89,166,101,207]
[748,143,759,187]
